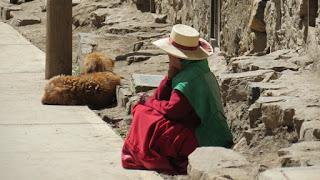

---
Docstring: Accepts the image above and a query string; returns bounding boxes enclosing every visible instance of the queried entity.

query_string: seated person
[121,24,233,175]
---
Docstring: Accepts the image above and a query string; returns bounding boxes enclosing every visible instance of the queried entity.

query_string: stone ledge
[188,147,257,180]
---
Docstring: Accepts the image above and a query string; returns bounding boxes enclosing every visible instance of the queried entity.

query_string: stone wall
[129,0,318,57]
[264,0,309,52]
[307,7,320,75]
[221,0,310,56]
[220,0,253,56]
[127,0,211,40]
[154,0,211,40]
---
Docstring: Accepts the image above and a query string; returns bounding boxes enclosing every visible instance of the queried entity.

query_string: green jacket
[172,59,233,147]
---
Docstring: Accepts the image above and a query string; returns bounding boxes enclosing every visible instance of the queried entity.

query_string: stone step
[188,147,257,180]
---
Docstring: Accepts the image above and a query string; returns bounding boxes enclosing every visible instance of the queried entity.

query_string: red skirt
[121,104,198,175]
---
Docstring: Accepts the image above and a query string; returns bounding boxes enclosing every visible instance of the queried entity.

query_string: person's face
[168,55,182,70]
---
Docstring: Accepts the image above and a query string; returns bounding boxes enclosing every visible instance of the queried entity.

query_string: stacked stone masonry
[128,0,320,57]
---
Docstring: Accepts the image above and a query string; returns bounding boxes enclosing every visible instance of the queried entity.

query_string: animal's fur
[82,52,115,74]
[42,72,121,108]
[42,52,120,108]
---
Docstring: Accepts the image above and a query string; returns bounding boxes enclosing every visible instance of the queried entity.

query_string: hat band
[169,38,199,51]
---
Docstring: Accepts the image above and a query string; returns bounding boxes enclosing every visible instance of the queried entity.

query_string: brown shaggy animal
[82,52,115,74]
[42,52,120,108]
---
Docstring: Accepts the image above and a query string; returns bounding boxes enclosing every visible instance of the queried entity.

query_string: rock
[115,50,165,61]
[288,56,314,68]
[258,166,320,180]
[219,70,275,103]
[152,13,167,23]
[77,33,100,73]
[245,69,320,135]
[40,4,46,12]
[9,0,19,4]
[133,41,144,51]
[188,147,257,180]
[106,26,138,34]
[130,74,164,93]
[232,137,248,151]
[260,98,296,132]
[263,104,295,131]
[247,96,298,132]
[116,85,133,108]
[10,12,41,26]
[244,129,254,144]
[248,102,262,128]
[278,141,320,167]
[135,32,166,40]
[0,5,21,21]
[247,82,284,105]
[72,2,105,27]
[230,54,300,73]
[269,72,318,128]
[122,115,132,126]
[127,55,150,65]
[71,0,81,6]
[125,95,139,115]
[299,120,320,141]
[9,0,32,4]
[90,8,108,28]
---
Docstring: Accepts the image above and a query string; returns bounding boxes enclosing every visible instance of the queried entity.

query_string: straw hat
[152,24,214,60]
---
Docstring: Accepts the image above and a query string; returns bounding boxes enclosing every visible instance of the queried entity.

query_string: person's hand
[137,93,149,105]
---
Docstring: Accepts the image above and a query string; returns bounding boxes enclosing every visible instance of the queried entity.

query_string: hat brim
[152,38,213,60]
